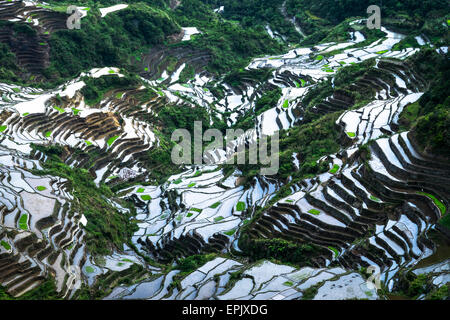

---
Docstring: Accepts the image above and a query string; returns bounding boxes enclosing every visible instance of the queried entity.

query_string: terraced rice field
[0,2,448,300]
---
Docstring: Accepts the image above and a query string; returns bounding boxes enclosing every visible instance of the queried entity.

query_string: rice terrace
[0,0,448,309]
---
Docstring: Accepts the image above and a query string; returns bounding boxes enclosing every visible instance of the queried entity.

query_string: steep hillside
[0,0,448,300]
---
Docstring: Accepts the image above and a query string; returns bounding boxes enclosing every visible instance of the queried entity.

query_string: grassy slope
[0,0,284,86]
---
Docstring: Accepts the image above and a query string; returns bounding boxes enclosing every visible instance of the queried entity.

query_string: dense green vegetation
[223,67,274,89]
[205,0,301,42]
[144,136,180,183]
[205,0,449,48]
[413,90,450,158]
[158,103,213,136]
[80,74,140,105]
[175,253,216,273]
[238,236,326,266]
[392,271,449,300]
[277,112,341,180]
[287,0,448,30]
[283,0,448,48]
[0,21,39,84]
[0,280,61,300]
[0,0,447,88]
[0,42,23,84]
[398,101,420,131]
[398,50,450,158]
[47,4,180,82]
[173,0,284,74]
[439,212,450,230]
[0,0,286,86]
